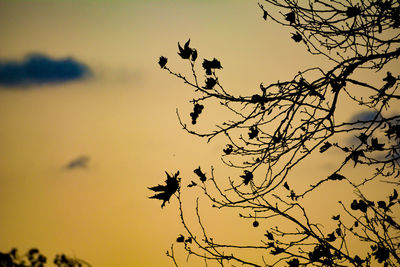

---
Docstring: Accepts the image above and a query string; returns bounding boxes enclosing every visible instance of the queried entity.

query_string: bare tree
[151,0,400,266]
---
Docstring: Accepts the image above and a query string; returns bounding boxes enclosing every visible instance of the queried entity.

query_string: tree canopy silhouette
[0,248,90,267]
[151,0,400,266]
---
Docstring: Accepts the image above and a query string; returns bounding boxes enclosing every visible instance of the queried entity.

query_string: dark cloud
[65,155,90,170]
[0,53,91,87]
[350,111,382,123]
[347,111,385,146]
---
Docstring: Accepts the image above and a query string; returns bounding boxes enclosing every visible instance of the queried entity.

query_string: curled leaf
[194,166,207,182]
[178,39,192,59]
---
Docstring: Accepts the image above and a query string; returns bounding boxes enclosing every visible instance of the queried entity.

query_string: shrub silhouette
[0,248,90,267]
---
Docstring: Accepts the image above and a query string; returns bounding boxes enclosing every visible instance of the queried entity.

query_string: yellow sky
[0,1,398,266]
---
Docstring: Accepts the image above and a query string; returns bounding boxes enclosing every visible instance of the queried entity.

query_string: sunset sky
[1,1,398,266]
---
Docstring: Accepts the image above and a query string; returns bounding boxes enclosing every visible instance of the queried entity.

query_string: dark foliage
[0,248,89,267]
[193,167,207,182]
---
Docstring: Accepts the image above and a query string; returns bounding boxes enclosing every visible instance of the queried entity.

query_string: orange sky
[0,1,399,266]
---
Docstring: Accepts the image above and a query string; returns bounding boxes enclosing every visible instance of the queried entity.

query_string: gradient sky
[1,1,398,266]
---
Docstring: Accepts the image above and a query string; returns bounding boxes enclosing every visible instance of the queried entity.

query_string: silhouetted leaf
[204,77,217,89]
[326,232,336,242]
[283,182,290,191]
[332,215,340,220]
[158,56,168,68]
[194,166,207,182]
[202,58,222,75]
[347,150,365,167]
[291,32,302,42]
[351,199,368,212]
[176,234,185,242]
[285,11,296,24]
[178,39,192,59]
[240,170,253,185]
[210,58,222,69]
[149,171,180,208]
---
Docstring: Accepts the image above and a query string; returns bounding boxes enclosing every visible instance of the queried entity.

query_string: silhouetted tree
[151,0,400,266]
[0,248,90,267]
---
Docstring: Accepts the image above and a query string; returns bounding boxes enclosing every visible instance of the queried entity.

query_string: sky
[0,1,398,266]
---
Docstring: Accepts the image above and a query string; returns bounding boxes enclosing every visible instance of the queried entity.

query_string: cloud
[0,53,91,87]
[349,111,382,123]
[65,155,90,170]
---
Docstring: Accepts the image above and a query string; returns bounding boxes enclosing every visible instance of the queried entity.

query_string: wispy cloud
[0,53,91,87]
[65,155,90,170]
[350,111,382,123]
